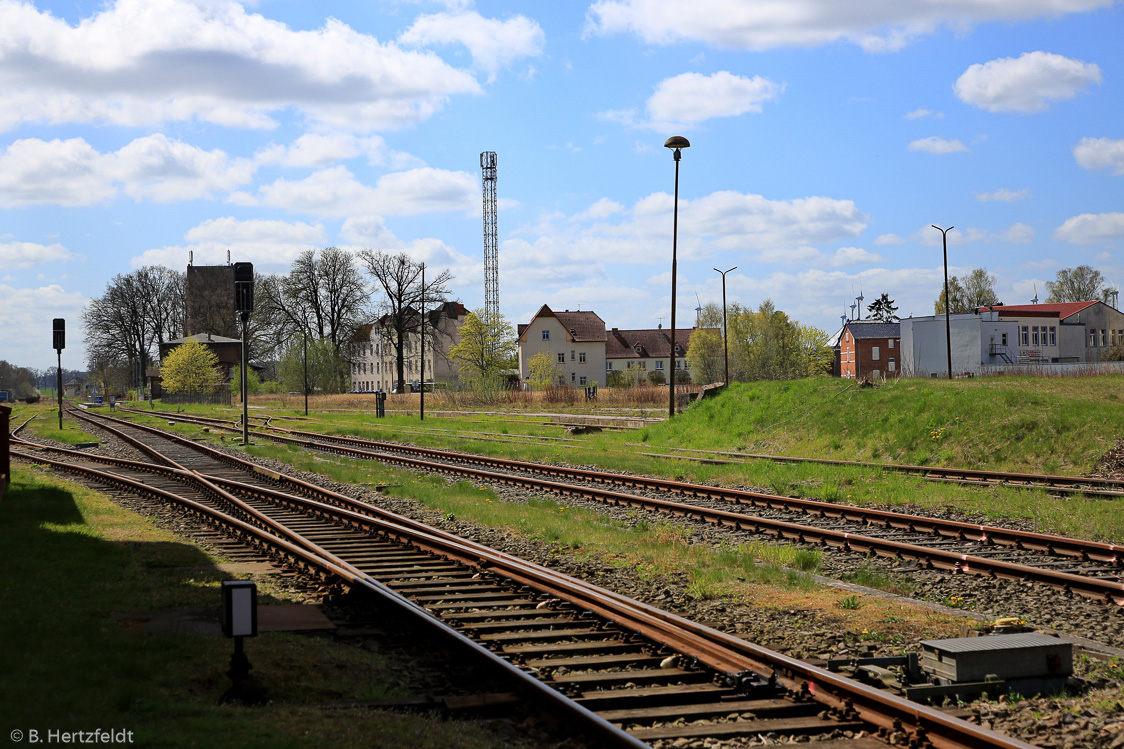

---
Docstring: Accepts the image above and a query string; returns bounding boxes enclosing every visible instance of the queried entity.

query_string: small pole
[241,311,249,444]
[932,225,955,380]
[420,263,425,422]
[303,330,309,417]
[714,266,737,386]
[56,349,63,430]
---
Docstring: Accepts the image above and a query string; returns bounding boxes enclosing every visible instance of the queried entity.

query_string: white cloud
[584,0,1112,53]
[572,198,624,221]
[999,222,1035,243]
[1074,137,1124,175]
[645,71,782,127]
[975,187,1030,202]
[0,0,482,133]
[111,134,255,202]
[255,134,422,170]
[398,11,544,77]
[132,217,327,269]
[0,137,115,206]
[0,283,87,369]
[954,52,1102,113]
[908,136,968,154]
[1054,212,1124,245]
[230,165,477,217]
[0,240,76,268]
[339,215,479,287]
[0,134,253,207]
[905,108,943,120]
[874,234,906,245]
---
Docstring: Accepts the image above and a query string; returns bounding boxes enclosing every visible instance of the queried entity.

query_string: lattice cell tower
[480,151,499,326]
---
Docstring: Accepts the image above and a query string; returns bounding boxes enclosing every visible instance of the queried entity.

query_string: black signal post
[234,263,254,445]
[53,318,65,429]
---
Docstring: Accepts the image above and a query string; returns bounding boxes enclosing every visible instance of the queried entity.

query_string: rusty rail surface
[21,408,1041,749]
[94,407,1124,605]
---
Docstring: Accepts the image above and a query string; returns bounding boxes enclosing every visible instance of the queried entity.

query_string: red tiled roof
[606,328,701,359]
[977,301,1099,320]
[521,305,606,342]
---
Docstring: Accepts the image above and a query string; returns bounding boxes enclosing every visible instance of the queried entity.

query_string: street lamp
[713,266,736,386]
[931,225,954,381]
[664,135,690,420]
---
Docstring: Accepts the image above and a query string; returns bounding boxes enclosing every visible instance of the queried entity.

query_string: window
[606,361,613,370]
[579,352,586,363]
[655,360,663,369]
[888,358,896,372]
[571,350,575,361]
[889,339,895,349]
[1049,327,1056,346]
[1001,332,1008,346]
[675,360,682,369]
[872,370,881,380]
[557,353,565,363]
[1031,326,1039,346]
[580,376,587,386]
[872,346,880,361]
[1091,331,1098,347]
[571,372,576,383]
[1021,326,1029,346]
[639,361,647,370]
[542,330,550,341]
[1103,329,1108,346]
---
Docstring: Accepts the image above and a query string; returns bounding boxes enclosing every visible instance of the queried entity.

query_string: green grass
[0,466,534,749]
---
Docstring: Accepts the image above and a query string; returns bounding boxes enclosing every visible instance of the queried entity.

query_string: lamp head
[664,136,690,151]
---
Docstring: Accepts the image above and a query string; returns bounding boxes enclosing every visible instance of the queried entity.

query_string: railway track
[113,406,1124,607]
[117,404,1124,499]
[11,408,1035,749]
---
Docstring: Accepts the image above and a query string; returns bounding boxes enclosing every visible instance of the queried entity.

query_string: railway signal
[53,318,65,429]
[234,263,253,445]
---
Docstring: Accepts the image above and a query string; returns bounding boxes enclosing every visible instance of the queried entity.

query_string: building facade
[605,327,696,384]
[899,302,1124,377]
[517,306,607,387]
[839,321,901,381]
[351,302,468,392]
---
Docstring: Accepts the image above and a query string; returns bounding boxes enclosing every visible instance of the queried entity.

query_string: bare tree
[1046,265,1110,303]
[284,248,369,353]
[359,250,452,391]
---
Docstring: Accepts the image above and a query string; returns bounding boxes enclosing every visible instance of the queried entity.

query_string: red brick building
[839,321,901,381]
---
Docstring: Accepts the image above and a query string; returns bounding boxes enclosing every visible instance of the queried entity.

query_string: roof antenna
[227,250,231,265]
[189,250,193,266]
[1032,283,1039,305]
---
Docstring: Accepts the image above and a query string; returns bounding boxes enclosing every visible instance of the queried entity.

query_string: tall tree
[448,309,517,386]
[1045,265,1110,303]
[284,247,369,353]
[934,268,999,314]
[360,250,452,392]
[160,339,223,394]
[866,293,899,323]
[726,300,831,382]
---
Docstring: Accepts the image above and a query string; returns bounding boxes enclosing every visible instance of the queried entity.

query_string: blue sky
[2,0,1122,371]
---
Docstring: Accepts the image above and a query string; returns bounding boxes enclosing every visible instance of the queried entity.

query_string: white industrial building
[900,302,1124,377]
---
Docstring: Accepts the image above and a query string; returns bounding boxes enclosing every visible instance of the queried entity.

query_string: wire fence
[161,391,232,406]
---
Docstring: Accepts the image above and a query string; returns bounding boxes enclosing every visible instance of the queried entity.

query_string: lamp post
[419,262,425,422]
[931,225,954,380]
[664,135,690,419]
[713,266,736,386]
[302,329,309,417]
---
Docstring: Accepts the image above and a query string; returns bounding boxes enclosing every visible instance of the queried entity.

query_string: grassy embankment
[0,464,536,748]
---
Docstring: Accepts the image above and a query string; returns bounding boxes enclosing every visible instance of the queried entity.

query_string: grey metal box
[920,633,1072,683]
